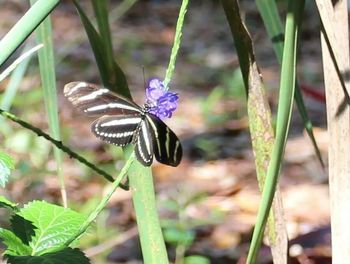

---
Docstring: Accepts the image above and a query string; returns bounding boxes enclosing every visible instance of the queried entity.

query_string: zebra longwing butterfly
[64,82,182,167]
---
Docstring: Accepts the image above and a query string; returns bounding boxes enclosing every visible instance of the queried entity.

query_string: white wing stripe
[65,82,88,96]
[146,115,161,156]
[100,117,141,127]
[165,127,170,158]
[95,129,134,138]
[77,89,110,101]
[85,103,140,113]
[174,141,180,163]
[137,135,150,163]
[141,120,151,154]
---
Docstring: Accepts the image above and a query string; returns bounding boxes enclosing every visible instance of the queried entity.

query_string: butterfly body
[64,82,182,167]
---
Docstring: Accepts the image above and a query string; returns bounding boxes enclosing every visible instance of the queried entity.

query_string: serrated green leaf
[0,228,32,256]
[10,215,37,245]
[17,201,87,256]
[0,152,14,188]
[0,195,18,210]
[6,247,90,264]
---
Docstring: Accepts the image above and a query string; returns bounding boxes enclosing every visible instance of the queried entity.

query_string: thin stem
[0,108,128,189]
[0,44,43,83]
[163,0,189,89]
[65,154,134,246]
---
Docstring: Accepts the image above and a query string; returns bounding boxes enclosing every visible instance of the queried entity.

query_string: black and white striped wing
[91,115,142,146]
[64,82,141,117]
[145,114,182,167]
[134,119,154,166]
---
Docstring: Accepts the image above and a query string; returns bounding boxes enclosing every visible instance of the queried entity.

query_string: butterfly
[64,82,182,167]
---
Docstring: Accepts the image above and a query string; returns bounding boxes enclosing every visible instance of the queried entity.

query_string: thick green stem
[128,162,169,264]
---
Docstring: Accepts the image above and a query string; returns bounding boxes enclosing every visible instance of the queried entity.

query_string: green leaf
[184,255,210,264]
[0,196,18,210]
[6,247,90,264]
[0,151,14,187]
[17,201,87,256]
[10,215,37,245]
[0,228,32,256]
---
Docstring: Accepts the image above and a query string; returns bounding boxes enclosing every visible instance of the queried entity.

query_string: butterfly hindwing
[91,115,142,146]
[64,82,141,116]
[145,114,182,167]
[134,119,154,166]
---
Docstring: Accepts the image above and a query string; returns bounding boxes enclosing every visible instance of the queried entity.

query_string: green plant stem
[0,108,129,189]
[128,162,169,264]
[65,154,134,246]
[0,0,59,67]
[125,1,189,262]
[163,0,189,89]
[246,0,304,263]
[30,0,67,207]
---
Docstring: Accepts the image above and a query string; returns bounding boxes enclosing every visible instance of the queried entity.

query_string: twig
[84,226,138,257]
[0,108,128,190]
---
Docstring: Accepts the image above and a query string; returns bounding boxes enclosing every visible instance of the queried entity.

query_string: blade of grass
[0,0,59,67]
[0,44,36,110]
[0,44,42,134]
[72,0,131,98]
[318,0,350,262]
[55,0,139,66]
[109,0,139,21]
[220,1,287,263]
[0,44,43,83]
[246,1,304,262]
[256,0,324,168]
[30,0,66,207]
[91,0,115,85]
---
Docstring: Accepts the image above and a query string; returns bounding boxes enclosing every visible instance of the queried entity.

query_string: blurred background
[0,0,330,263]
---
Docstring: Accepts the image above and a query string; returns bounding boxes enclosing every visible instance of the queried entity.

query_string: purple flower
[146,78,179,119]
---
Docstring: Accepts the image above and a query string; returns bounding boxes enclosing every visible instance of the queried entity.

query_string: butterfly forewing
[64,82,141,116]
[146,114,182,167]
[134,119,154,166]
[91,115,142,146]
